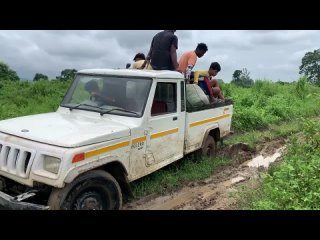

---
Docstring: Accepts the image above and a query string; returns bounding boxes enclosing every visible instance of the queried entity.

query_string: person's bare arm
[170,44,179,70]
[140,41,153,69]
[193,71,203,84]
[146,46,152,61]
[91,92,113,102]
[210,79,219,88]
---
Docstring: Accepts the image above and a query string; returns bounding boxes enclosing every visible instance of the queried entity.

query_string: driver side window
[151,82,177,116]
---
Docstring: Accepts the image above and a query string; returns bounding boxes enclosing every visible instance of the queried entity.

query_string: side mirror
[126,63,131,69]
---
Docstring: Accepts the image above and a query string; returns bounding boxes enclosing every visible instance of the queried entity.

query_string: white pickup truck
[0,69,233,210]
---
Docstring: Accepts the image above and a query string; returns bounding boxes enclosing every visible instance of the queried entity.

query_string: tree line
[230,48,320,87]
[1,48,320,85]
[32,69,78,81]
[0,62,77,82]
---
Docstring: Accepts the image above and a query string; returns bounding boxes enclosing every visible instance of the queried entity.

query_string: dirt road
[123,138,287,210]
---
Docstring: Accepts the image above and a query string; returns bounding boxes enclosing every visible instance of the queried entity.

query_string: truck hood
[0,112,131,148]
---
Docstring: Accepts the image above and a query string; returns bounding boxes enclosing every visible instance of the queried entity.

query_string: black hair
[84,80,99,92]
[133,53,145,61]
[210,62,221,72]
[196,43,208,52]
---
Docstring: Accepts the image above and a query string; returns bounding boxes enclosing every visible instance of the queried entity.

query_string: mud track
[123,138,287,210]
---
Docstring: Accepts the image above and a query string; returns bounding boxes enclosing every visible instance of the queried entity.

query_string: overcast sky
[0,30,319,82]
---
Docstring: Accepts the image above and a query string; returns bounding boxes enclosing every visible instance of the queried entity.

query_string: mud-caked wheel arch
[48,170,122,210]
[196,135,217,159]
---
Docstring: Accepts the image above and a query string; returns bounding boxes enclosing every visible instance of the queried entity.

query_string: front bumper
[0,191,49,210]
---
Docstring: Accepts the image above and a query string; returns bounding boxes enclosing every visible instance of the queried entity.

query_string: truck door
[145,80,185,167]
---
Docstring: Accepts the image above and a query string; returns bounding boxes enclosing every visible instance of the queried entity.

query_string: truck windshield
[61,74,152,117]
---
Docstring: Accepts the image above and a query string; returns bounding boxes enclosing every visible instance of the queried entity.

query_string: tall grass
[246,119,320,209]
[0,80,71,120]
[222,79,320,131]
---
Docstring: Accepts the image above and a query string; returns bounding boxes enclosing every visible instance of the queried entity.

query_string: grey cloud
[250,30,319,45]
[108,30,157,49]
[28,31,112,58]
[1,30,320,82]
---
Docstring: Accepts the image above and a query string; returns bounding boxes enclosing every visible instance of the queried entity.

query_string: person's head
[208,62,221,77]
[133,53,145,62]
[195,43,208,58]
[85,80,99,93]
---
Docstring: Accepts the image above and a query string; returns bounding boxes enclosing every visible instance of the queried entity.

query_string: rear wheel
[48,170,122,210]
[195,135,216,160]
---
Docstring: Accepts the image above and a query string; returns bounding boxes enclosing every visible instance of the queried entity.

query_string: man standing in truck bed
[177,43,208,80]
[141,30,179,71]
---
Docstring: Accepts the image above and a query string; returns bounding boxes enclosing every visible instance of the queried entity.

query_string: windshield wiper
[100,108,139,117]
[64,103,105,111]
[62,104,139,117]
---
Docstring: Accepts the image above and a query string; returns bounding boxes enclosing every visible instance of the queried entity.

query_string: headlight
[43,156,61,174]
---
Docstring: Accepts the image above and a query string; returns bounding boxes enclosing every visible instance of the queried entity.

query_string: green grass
[0,80,71,120]
[223,79,320,131]
[225,118,308,148]
[237,119,320,210]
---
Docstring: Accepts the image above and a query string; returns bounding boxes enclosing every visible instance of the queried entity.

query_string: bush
[295,76,308,99]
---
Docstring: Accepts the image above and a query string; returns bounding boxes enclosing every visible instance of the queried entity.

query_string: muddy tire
[48,170,122,210]
[195,135,216,160]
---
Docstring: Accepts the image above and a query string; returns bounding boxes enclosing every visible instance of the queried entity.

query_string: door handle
[173,116,178,121]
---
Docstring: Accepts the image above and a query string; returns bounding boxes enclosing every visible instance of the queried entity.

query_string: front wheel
[48,170,122,210]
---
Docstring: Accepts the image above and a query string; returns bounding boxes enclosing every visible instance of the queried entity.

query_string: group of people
[131,30,224,102]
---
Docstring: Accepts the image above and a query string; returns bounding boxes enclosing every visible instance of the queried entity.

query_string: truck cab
[0,69,232,210]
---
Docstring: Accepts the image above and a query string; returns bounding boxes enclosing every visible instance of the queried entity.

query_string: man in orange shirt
[177,43,208,80]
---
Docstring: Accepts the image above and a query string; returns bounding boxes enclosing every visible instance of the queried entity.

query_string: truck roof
[77,69,184,79]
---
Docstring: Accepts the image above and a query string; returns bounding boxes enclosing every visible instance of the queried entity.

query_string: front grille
[0,142,34,178]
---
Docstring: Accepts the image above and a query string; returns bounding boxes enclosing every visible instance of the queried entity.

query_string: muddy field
[123,138,287,210]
